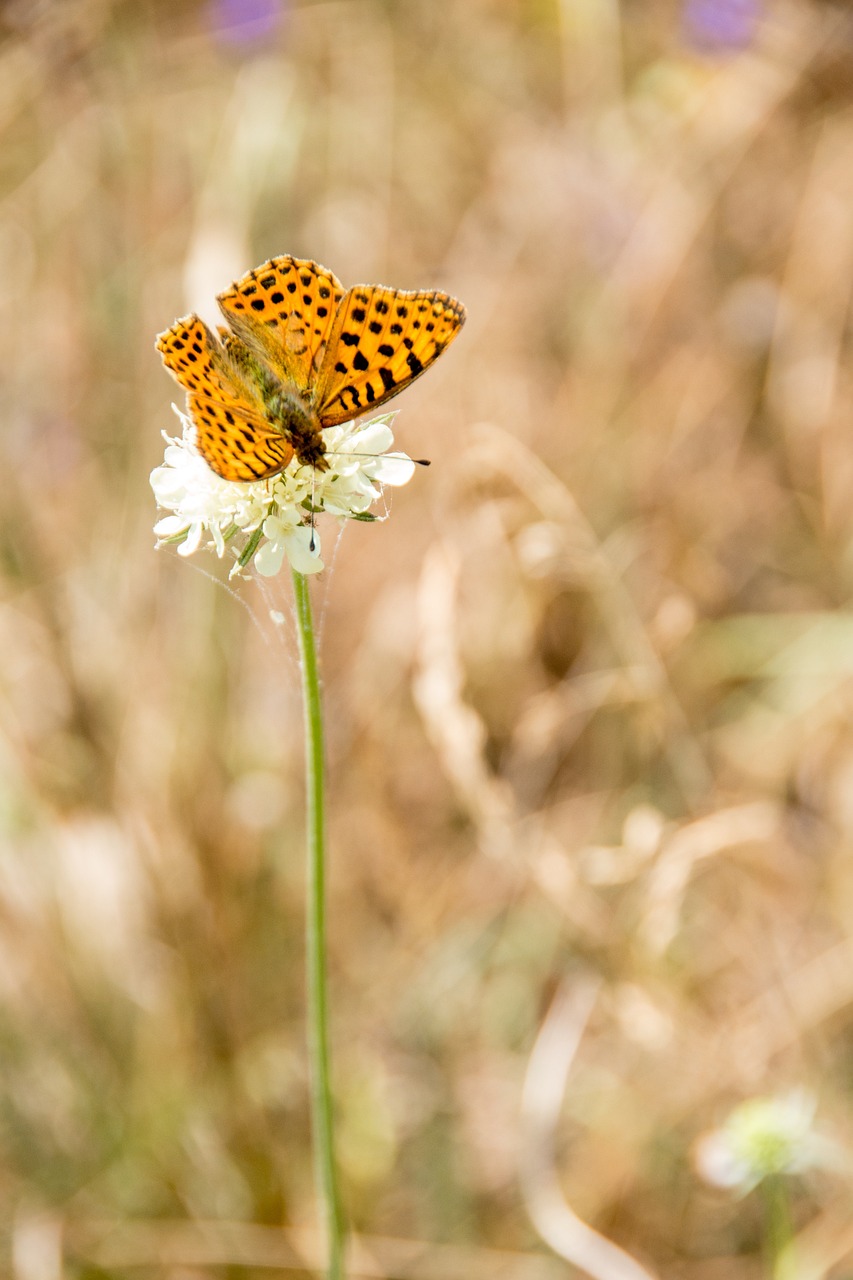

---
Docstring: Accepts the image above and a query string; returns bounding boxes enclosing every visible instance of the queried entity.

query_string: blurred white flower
[150,408,415,576]
[694,1091,842,1195]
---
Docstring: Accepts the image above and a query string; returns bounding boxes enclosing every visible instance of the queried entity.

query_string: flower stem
[291,568,345,1280]
[762,1175,794,1280]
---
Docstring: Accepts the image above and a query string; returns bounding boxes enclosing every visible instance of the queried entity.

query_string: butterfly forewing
[156,316,294,482]
[157,315,235,396]
[217,256,345,392]
[313,285,466,427]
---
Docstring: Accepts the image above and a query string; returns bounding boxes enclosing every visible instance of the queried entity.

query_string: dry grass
[2,1,853,1276]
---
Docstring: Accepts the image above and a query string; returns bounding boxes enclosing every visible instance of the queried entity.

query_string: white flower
[255,513,319,577]
[694,1091,842,1195]
[150,407,416,576]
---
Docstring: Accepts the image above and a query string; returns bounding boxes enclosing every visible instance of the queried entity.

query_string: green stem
[762,1175,794,1280]
[291,568,345,1280]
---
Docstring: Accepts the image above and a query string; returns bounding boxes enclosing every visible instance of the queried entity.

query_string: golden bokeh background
[3,1,853,1276]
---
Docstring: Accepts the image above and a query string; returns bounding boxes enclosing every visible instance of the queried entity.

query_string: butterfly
[156,255,466,483]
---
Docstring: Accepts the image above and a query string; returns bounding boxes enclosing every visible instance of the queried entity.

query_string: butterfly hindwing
[156,315,293,482]
[313,285,466,427]
[188,391,294,482]
[217,256,345,392]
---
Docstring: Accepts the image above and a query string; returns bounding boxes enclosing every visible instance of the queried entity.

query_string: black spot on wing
[340,384,362,409]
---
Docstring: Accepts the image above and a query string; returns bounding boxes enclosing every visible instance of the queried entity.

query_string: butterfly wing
[216,256,345,393]
[184,391,294,483]
[156,316,293,482]
[312,285,466,427]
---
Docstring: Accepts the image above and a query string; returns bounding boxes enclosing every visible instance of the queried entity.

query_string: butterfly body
[215,328,330,469]
[265,383,328,470]
[156,255,465,484]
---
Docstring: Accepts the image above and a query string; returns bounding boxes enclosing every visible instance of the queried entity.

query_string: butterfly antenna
[325,450,431,466]
[309,468,317,551]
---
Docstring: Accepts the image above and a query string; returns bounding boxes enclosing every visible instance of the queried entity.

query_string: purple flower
[208,0,284,47]
[683,0,760,50]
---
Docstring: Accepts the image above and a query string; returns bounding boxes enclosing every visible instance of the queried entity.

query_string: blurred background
[3,0,853,1276]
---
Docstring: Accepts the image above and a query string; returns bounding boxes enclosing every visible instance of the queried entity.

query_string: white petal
[178,522,204,556]
[284,526,324,574]
[254,540,286,577]
[161,444,188,467]
[778,1089,817,1130]
[153,515,189,537]
[372,453,416,486]
[694,1132,753,1191]
[262,513,291,541]
[321,501,347,518]
[351,421,394,454]
[150,468,188,504]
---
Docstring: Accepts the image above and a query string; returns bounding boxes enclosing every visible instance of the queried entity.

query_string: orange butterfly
[156,255,466,483]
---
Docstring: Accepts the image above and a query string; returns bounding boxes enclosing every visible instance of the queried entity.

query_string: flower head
[151,408,416,576]
[694,1091,842,1195]
[683,0,760,50]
